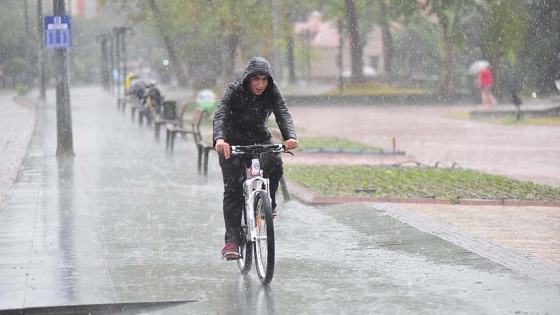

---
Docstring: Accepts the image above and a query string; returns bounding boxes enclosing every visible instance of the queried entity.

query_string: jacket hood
[242,57,274,88]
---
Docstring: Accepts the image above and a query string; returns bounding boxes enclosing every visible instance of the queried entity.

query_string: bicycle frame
[243,171,270,243]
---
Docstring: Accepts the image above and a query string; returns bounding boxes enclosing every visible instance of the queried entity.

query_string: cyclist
[213,57,298,260]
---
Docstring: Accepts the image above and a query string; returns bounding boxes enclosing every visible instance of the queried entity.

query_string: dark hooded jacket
[213,57,297,146]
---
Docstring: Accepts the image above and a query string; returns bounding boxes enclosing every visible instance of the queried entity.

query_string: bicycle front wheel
[254,191,275,284]
[237,205,253,273]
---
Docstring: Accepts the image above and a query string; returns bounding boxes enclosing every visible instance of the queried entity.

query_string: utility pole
[37,0,46,99]
[53,0,74,156]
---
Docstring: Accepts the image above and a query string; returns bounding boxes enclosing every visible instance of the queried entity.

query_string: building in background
[294,11,384,83]
[70,0,99,18]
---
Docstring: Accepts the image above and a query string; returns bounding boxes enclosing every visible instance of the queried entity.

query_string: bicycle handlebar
[231,143,290,155]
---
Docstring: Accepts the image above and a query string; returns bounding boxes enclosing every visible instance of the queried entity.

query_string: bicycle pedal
[226,256,240,261]
[223,252,241,260]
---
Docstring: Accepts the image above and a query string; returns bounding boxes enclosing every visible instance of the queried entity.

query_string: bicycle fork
[243,177,270,242]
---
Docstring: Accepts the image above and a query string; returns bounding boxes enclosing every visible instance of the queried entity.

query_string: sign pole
[53,0,74,156]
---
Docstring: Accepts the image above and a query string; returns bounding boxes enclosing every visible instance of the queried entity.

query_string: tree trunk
[147,0,188,86]
[222,33,238,86]
[439,13,453,94]
[345,0,364,83]
[490,56,501,97]
[378,0,393,75]
[286,34,296,84]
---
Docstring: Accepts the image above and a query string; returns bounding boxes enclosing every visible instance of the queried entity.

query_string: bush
[16,85,29,96]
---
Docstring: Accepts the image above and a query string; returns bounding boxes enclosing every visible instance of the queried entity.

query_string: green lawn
[284,164,560,203]
[297,136,383,151]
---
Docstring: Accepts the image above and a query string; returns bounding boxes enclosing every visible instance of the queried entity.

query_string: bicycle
[230,143,291,285]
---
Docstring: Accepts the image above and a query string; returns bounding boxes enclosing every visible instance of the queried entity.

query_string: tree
[283,0,319,84]
[377,1,393,75]
[419,0,472,94]
[321,0,384,83]
[0,1,36,88]
[344,0,364,83]
[206,0,270,85]
[146,0,188,85]
[98,0,188,85]
[520,0,560,94]
[102,0,280,87]
[371,0,419,76]
[479,0,528,95]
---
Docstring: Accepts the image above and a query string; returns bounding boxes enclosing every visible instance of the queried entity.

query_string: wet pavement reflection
[0,87,558,314]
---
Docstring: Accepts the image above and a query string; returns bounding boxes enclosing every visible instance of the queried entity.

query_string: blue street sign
[45,16,71,49]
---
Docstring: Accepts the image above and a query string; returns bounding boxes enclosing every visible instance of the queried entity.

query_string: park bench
[155,101,186,141]
[133,102,153,127]
[129,98,144,124]
[192,109,215,177]
[165,106,200,153]
[117,95,136,113]
[115,91,142,122]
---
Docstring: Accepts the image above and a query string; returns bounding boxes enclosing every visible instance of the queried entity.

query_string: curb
[285,179,560,207]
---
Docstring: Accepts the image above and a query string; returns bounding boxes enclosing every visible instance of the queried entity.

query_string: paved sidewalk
[0,92,36,203]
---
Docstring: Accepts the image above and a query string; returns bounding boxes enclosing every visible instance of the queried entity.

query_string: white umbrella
[469,60,490,74]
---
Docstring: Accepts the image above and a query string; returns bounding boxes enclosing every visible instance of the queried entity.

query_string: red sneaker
[221,242,240,260]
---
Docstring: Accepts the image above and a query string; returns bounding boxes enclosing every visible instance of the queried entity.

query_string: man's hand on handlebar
[216,138,298,159]
[215,139,231,159]
[285,138,298,150]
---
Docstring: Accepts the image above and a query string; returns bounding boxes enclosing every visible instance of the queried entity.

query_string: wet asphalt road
[0,87,559,314]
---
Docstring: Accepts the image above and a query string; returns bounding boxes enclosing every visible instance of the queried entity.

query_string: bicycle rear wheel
[253,191,275,284]
[237,205,252,273]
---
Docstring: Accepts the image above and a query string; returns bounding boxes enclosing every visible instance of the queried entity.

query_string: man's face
[249,74,268,96]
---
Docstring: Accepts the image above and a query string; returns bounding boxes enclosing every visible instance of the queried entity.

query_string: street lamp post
[113,27,131,97]
[98,34,110,91]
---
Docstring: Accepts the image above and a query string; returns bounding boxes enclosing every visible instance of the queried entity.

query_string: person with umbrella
[470,60,497,107]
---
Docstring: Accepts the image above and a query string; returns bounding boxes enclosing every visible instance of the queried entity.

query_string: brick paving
[370,203,560,285]
[405,204,560,267]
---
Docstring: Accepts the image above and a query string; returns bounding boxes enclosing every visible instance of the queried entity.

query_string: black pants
[218,145,283,246]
